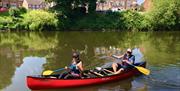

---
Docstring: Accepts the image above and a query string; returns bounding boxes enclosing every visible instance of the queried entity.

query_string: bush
[147,0,180,30]
[19,7,27,14]
[0,17,12,30]
[22,10,59,31]
[9,7,21,17]
[0,17,22,30]
[119,10,150,31]
[70,12,120,30]
[71,11,151,31]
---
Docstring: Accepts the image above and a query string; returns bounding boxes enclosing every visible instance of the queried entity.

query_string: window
[36,5,39,9]
[32,5,36,9]
[28,4,31,8]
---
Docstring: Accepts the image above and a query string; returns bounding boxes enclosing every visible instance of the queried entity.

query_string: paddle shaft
[54,68,65,72]
[53,65,74,72]
[43,65,73,75]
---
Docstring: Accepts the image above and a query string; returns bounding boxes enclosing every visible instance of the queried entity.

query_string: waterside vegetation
[0,0,179,31]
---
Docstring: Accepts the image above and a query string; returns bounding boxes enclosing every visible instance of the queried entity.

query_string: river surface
[0,31,180,91]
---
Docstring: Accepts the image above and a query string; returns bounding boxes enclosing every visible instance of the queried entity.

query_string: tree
[120,10,149,31]
[9,7,21,17]
[88,0,97,13]
[148,0,180,30]
[22,10,59,31]
[47,0,97,16]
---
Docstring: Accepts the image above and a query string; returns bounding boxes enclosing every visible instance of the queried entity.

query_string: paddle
[42,68,65,76]
[111,55,150,75]
[127,63,150,75]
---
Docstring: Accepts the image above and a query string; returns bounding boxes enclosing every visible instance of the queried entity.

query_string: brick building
[0,0,23,8]
[0,0,46,10]
[96,0,138,11]
[22,0,46,10]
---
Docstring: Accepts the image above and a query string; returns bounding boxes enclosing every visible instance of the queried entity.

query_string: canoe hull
[27,62,146,90]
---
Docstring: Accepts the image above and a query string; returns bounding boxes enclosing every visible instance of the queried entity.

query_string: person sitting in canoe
[60,52,84,79]
[111,48,135,74]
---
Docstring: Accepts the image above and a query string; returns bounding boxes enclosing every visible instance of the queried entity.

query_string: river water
[0,31,179,91]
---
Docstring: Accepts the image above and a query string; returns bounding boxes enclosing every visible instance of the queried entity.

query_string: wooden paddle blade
[42,70,54,76]
[135,66,150,75]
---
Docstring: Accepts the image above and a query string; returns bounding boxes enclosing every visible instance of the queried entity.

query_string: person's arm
[123,60,132,64]
[112,54,124,59]
[124,55,135,65]
[77,61,84,71]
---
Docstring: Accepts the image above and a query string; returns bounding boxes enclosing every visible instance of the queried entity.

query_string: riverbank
[0,0,179,31]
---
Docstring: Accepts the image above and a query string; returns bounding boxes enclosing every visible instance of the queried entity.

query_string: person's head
[72,52,79,58]
[72,52,80,63]
[126,48,132,55]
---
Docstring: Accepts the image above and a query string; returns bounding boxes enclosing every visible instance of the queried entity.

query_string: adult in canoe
[60,52,84,79]
[111,48,135,74]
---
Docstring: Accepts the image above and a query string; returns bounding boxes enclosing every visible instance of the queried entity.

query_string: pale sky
[137,0,145,5]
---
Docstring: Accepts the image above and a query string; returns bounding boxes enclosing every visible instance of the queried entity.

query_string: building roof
[25,0,45,5]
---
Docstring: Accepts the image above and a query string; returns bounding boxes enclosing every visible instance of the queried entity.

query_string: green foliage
[50,0,179,31]
[1,9,60,31]
[7,7,27,18]
[0,12,9,17]
[18,7,27,14]
[69,11,151,31]
[88,0,97,13]
[120,10,150,31]
[9,7,21,17]
[50,0,97,16]
[0,17,22,30]
[69,12,119,30]
[148,0,180,30]
[22,10,59,31]
[0,0,180,31]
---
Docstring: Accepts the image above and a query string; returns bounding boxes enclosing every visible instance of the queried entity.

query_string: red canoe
[27,62,146,90]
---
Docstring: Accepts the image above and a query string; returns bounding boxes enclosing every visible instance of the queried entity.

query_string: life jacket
[122,53,135,65]
[70,61,81,75]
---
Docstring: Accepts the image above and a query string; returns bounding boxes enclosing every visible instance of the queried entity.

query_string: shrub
[71,12,120,30]
[119,10,150,31]
[19,7,27,14]
[22,10,59,31]
[9,7,21,17]
[0,17,22,30]
[147,0,180,30]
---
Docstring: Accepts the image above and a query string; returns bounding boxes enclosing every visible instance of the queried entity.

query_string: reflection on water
[3,57,46,91]
[0,31,180,91]
[33,78,134,91]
